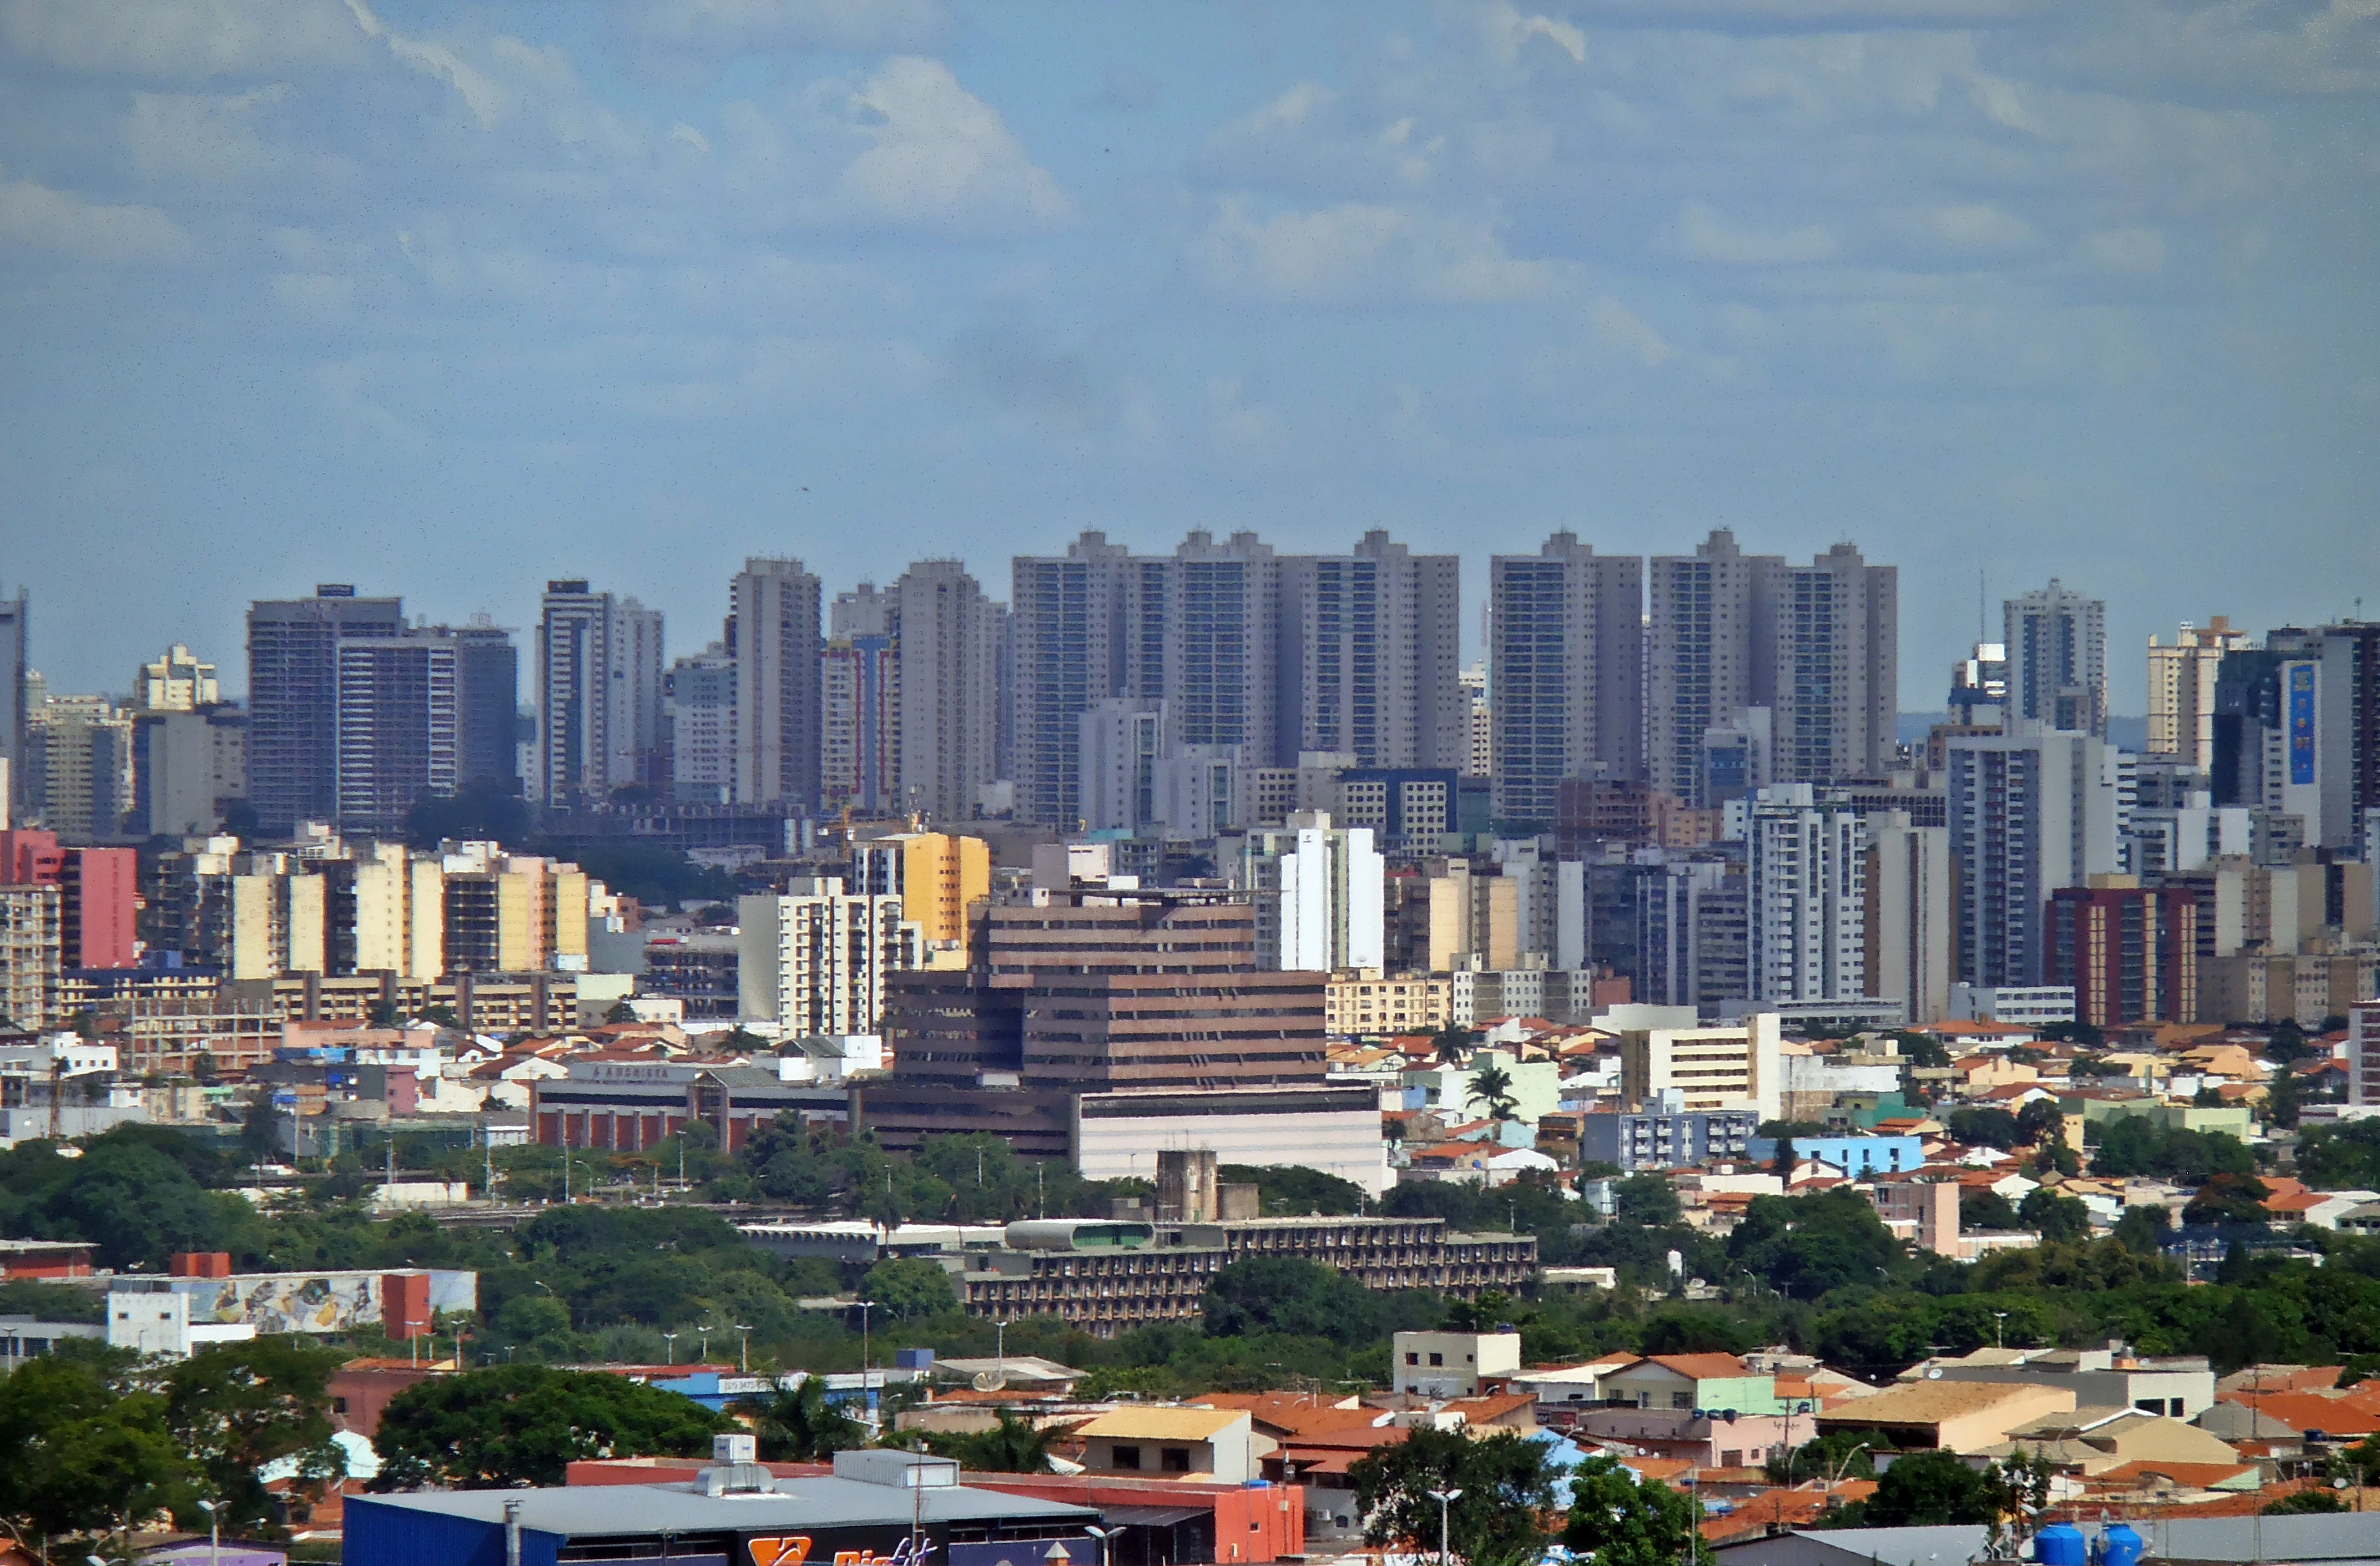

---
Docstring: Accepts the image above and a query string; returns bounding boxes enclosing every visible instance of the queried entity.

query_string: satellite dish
[974,1370,1007,1392]
[1927,1368,1945,1380]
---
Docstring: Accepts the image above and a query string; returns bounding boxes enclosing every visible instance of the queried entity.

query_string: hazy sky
[4,0,2376,713]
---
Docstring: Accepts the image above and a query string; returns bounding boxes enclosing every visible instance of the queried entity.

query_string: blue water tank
[2098,1523,2144,1566]
[2036,1524,2087,1566]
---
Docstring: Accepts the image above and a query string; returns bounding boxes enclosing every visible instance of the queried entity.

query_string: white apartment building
[1746,785,1867,1006]
[738,879,921,1037]
[1236,812,1384,973]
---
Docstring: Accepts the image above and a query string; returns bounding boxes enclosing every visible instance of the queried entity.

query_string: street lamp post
[1994,1311,2009,1349]
[735,1324,753,1374]
[196,1498,219,1566]
[858,1299,880,1432]
[1084,1523,1113,1566]
[1426,1487,1463,1566]
[663,1331,678,1366]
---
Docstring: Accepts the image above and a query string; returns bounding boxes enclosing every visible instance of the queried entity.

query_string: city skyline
[3,2,2374,708]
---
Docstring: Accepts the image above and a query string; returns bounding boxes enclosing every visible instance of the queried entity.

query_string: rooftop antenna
[1978,568,1987,646]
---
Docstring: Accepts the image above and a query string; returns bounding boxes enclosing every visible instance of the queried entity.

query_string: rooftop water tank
[2036,1524,2087,1566]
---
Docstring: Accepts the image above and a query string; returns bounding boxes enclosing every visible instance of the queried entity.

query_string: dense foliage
[373,1364,732,1488]
[1350,1427,1559,1566]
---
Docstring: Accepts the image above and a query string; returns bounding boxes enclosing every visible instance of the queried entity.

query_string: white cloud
[124,85,302,183]
[0,0,367,78]
[1193,198,1566,304]
[1676,201,1838,265]
[838,57,1072,230]
[1479,2,1589,67]
[615,0,945,55]
[2082,225,2166,275]
[1904,203,2037,252]
[0,172,191,262]
[1589,295,1676,366]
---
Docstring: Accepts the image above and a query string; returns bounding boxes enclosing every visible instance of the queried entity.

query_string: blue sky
[3,0,2376,711]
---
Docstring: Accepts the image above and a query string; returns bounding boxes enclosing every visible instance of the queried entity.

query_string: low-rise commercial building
[950,1216,1536,1337]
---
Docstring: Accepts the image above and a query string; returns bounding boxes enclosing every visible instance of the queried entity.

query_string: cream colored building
[2145,619,2246,769]
[0,885,61,1029]
[1816,1378,2077,1455]
[1620,1012,1783,1121]
[1326,968,1451,1036]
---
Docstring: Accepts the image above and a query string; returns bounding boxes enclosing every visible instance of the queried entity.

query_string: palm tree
[1466,1061,1520,1124]
[942,1410,1056,1474]
[1431,1024,1479,1068]
[738,1375,864,1461]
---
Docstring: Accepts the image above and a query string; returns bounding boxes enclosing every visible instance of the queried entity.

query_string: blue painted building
[1743,1134,1924,1176]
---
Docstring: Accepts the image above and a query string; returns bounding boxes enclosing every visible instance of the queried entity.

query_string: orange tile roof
[1621,1353,1754,1381]
[2088,1460,2260,1489]
[1700,1482,1875,1542]
[2218,1391,2380,1434]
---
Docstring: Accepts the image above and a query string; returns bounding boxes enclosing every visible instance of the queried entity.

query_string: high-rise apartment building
[738,878,920,1035]
[537,581,664,804]
[1279,531,1464,772]
[0,590,25,820]
[1078,699,1163,833]
[1489,534,1643,825]
[1648,529,1778,803]
[26,698,134,841]
[821,632,896,814]
[1771,544,1897,783]
[1746,784,1868,1006]
[1460,663,1490,779]
[1013,530,1456,826]
[665,642,737,802]
[2005,580,2107,737]
[2146,618,2246,767]
[1237,812,1385,972]
[2045,880,2198,1030]
[248,587,404,833]
[451,621,520,794]
[0,883,60,1028]
[850,831,992,947]
[892,560,1004,822]
[1012,532,1159,828]
[1948,726,2121,987]
[334,633,457,837]
[131,708,247,837]
[1864,811,1952,1025]
[731,558,822,810]
[132,645,219,712]
[2313,621,2380,850]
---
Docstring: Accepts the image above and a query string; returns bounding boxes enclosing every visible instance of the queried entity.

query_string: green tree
[373,1365,730,1489]
[2264,1019,2310,1064]
[2262,1488,2346,1514]
[1946,1108,2021,1150]
[1860,1448,2002,1525]
[1766,1432,1877,1486]
[2183,1173,2271,1227]
[1204,1255,1388,1347]
[1431,1025,1479,1068]
[1351,1427,1556,1566]
[1727,1188,1904,1300]
[1613,1174,1682,1227]
[1466,1062,1520,1124]
[860,1257,959,1321]
[1961,1189,2022,1231]
[2019,1189,2092,1243]
[2014,1099,2065,1147]
[2264,1064,2303,1130]
[164,1337,345,1529]
[0,1352,194,1545]
[1218,1164,1367,1216]
[1563,1456,1701,1566]
[738,1376,864,1462]
[2114,1204,2174,1256]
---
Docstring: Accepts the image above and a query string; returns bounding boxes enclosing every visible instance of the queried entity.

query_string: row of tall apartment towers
[215,529,1915,836]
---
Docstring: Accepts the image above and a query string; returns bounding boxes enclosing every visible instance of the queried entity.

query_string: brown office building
[856,892,1331,1156]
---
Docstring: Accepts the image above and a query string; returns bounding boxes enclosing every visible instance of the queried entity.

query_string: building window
[1671,1392,1691,1410]
[1111,1445,1142,1470]
[1405,1352,1419,1365]
[1162,1448,1193,1473]
[1429,1353,1444,1366]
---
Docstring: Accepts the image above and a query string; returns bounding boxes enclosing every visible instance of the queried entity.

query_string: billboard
[2288,662,2318,787]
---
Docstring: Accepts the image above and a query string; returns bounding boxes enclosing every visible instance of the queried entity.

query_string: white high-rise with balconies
[1746,784,1868,1005]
